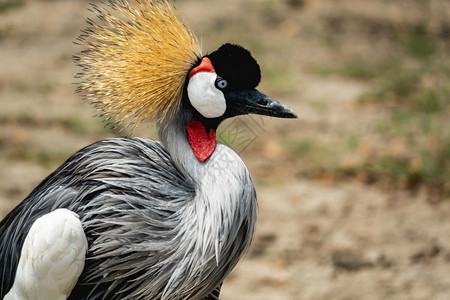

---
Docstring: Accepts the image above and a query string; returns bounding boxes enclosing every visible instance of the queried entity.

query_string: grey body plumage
[1,112,256,299]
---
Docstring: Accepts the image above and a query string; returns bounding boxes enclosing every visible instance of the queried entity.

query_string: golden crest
[75,0,202,128]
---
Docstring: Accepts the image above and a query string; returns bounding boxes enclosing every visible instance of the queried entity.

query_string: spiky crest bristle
[74,0,202,128]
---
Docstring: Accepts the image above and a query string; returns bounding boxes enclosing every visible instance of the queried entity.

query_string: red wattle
[186,119,216,163]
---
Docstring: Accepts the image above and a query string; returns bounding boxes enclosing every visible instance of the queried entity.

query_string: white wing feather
[5,209,87,300]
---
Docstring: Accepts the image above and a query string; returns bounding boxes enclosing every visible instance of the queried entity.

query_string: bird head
[75,0,296,162]
[186,43,296,124]
[184,43,296,162]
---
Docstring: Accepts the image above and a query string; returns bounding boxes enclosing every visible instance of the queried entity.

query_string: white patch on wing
[5,209,87,300]
[187,72,227,118]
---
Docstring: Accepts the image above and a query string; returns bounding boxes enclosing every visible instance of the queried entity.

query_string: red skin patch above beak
[189,57,215,78]
[186,119,216,162]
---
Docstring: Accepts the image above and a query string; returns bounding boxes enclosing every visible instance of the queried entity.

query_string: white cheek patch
[187,72,227,118]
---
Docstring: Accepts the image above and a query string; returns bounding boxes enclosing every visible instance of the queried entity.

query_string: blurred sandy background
[0,0,449,299]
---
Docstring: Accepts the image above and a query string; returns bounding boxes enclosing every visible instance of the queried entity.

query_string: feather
[74,0,202,128]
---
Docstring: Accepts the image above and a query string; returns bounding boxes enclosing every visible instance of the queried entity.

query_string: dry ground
[1,0,449,299]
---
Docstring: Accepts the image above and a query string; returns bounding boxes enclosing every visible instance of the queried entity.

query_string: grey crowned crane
[0,0,296,299]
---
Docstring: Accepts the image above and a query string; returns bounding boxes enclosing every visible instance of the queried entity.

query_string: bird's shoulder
[45,136,195,197]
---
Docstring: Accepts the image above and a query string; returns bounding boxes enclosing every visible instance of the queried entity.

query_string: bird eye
[215,78,228,90]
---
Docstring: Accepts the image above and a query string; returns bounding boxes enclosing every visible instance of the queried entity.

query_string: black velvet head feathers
[207,44,261,89]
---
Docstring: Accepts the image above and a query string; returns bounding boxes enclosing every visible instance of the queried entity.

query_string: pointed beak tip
[289,111,299,119]
[266,96,297,119]
[276,106,298,119]
[280,111,298,119]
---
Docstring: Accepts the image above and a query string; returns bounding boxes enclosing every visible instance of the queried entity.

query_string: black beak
[224,88,297,118]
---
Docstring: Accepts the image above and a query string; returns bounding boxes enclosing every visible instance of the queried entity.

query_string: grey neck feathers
[158,110,200,181]
[157,111,257,297]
